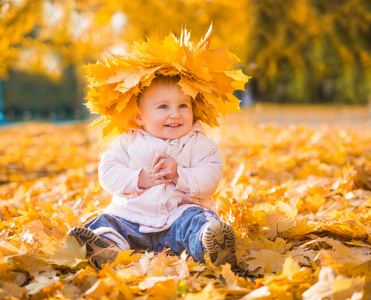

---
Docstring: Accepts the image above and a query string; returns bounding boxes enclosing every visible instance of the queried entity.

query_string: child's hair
[137,75,181,105]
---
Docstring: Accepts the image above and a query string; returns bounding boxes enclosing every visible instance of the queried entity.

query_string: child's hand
[137,155,173,189]
[156,154,179,184]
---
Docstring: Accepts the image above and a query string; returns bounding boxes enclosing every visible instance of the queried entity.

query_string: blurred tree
[251,0,371,103]
[0,0,128,118]
[3,66,80,120]
[0,0,128,78]
[0,0,370,107]
[0,0,254,78]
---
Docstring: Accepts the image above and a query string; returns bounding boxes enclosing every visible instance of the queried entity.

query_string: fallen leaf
[25,273,60,295]
[302,267,364,300]
[44,234,87,268]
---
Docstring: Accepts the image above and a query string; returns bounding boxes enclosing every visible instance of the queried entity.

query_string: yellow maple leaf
[110,250,142,268]
[246,249,284,273]
[0,281,27,298]
[315,238,370,278]
[281,256,301,278]
[266,213,312,240]
[184,283,225,300]
[277,216,317,239]
[148,279,178,299]
[253,257,315,299]
[321,219,368,240]
[221,264,238,288]
[24,271,61,296]
[43,235,87,268]
[302,267,364,300]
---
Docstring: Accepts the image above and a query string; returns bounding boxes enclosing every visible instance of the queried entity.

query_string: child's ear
[134,112,144,126]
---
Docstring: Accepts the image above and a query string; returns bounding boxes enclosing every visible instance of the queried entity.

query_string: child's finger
[154,178,172,185]
[160,154,172,163]
[154,169,171,179]
[151,154,162,169]
[153,159,165,174]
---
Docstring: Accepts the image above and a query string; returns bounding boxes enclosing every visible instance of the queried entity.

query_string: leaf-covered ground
[1,108,371,299]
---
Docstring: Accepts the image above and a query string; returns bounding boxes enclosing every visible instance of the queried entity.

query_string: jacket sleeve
[98,134,144,197]
[175,134,223,199]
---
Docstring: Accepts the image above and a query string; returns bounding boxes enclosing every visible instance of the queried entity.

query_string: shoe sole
[68,227,119,269]
[202,221,237,267]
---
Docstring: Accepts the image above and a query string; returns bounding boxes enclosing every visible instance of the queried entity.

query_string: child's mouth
[165,124,181,127]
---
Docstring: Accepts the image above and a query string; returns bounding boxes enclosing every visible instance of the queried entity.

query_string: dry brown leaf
[302,267,364,300]
[25,272,60,295]
[44,234,87,268]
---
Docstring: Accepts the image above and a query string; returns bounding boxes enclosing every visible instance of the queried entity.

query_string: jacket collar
[129,120,205,144]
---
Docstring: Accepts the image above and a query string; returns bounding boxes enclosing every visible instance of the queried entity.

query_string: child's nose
[169,108,181,118]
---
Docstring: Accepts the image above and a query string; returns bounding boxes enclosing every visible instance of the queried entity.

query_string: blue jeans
[84,207,220,262]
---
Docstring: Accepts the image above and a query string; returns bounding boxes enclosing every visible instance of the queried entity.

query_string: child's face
[135,82,193,140]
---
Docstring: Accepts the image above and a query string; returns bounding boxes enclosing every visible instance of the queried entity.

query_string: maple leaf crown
[84,25,250,141]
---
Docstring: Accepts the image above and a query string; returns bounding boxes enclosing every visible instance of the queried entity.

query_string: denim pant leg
[84,213,152,251]
[154,207,220,262]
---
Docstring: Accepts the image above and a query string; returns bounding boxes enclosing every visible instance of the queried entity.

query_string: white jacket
[98,121,223,233]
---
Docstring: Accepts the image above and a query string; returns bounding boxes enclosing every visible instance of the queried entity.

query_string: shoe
[201,221,237,268]
[68,227,121,269]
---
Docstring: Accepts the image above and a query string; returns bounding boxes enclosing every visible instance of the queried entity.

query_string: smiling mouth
[165,124,182,127]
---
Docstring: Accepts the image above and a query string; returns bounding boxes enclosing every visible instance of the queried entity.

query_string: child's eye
[179,104,188,108]
[159,105,168,109]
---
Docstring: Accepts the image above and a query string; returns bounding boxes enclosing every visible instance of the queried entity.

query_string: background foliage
[1,0,371,120]
[4,67,85,120]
